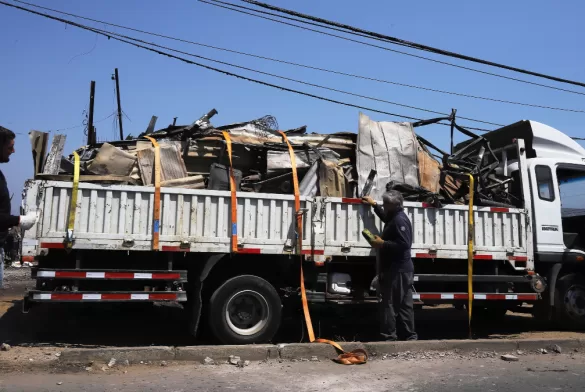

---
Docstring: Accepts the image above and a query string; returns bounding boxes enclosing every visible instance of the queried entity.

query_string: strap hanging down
[278,131,367,365]
[221,131,238,253]
[466,173,475,335]
[144,136,161,251]
[65,151,80,249]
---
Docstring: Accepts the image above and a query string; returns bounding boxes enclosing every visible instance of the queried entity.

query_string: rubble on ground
[228,355,240,365]
[203,357,215,365]
[380,349,500,361]
[549,344,562,354]
[29,108,518,207]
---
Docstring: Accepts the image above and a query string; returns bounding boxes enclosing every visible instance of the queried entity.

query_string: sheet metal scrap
[416,114,516,207]
[50,106,515,205]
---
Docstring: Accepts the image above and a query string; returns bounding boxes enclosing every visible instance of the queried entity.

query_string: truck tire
[554,273,585,330]
[208,275,282,344]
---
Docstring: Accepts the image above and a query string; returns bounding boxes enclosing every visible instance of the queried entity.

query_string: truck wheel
[555,273,585,329]
[208,275,282,344]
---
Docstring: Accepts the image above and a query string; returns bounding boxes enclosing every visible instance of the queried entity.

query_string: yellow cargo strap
[467,173,475,336]
[65,151,80,249]
[279,131,367,365]
[221,131,239,253]
[144,136,161,251]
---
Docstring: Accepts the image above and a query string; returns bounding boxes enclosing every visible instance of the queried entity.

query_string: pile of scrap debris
[28,109,520,208]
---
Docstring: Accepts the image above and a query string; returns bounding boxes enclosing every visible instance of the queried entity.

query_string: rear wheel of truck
[555,273,585,330]
[208,275,282,344]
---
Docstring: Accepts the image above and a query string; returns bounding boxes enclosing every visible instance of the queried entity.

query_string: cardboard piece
[88,143,136,176]
[417,144,441,193]
[29,130,49,177]
[319,159,346,197]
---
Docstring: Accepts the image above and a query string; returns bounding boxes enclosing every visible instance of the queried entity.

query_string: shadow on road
[1,286,557,347]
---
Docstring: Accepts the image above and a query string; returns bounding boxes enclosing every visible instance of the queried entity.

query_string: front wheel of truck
[208,275,282,344]
[555,273,585,330]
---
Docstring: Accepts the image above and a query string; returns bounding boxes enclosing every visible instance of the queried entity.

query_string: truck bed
[21,180,532,267]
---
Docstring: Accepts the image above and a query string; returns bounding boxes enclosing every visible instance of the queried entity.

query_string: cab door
[529,160,565,253]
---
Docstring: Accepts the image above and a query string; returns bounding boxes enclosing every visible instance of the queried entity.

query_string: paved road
[1,354,584,392]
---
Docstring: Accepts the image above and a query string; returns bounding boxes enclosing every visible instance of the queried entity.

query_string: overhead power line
[199,0,585,97]
[0,1,497,131]
[242,0,585,89]
[0,2,457,129]
[86,27,503,126]
[11,0,584,114]
[7,4,499,126]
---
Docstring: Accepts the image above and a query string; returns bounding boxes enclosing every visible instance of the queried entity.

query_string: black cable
[75,24,502,126]
[13,0,583,113]
[0,2,433,126]
[1,1,496,131]
[16,0,585,98]
[198,0,585,97]
[243,0,585,89]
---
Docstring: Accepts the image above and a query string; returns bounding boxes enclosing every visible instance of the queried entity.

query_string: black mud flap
[22,294,32,314]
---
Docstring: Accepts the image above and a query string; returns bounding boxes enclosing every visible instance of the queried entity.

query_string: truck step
[33,269,186,281]
[27,291,187,302]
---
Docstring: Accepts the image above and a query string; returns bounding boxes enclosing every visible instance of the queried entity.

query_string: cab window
[535,165,554,201]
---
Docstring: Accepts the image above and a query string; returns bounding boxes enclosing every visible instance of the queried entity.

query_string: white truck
[19,120,585,344]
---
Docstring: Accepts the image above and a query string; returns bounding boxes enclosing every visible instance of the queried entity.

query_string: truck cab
[482,120,585,326]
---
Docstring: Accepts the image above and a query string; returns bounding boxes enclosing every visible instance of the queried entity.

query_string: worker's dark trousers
[379,270,417,341]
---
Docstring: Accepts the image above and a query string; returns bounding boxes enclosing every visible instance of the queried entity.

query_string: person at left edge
[0,126,38,289]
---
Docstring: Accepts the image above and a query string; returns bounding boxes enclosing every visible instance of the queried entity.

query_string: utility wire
[0,1,442,127]
[199,0,585,97]
[0,1,496,131]
[71,24,502,126]
[50,111,116,133]
[11,0,584,114]
[243,0,585,89]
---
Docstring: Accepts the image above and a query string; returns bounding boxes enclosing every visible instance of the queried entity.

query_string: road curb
[58,338,583,364]
[176,345,277,362]
[59,346,175,364]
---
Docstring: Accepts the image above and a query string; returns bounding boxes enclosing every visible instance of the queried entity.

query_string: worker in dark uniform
[363,190,417,341]
[0,126,37,289]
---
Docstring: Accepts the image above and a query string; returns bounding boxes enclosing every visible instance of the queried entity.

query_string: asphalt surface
[1,353,584,391]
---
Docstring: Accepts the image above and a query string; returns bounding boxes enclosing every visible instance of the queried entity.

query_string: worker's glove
[19,211,39,231]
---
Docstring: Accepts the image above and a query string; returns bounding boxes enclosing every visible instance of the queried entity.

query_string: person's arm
[0,213,19,232]
[382,216,412,252]
[361,196,389,223]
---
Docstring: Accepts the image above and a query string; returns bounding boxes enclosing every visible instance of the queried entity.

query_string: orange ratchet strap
[144,136,160,251]
[221,131,239,253]
[279,131,367,365]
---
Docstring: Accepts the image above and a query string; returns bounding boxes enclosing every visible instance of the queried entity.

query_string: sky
[1,0,585,213]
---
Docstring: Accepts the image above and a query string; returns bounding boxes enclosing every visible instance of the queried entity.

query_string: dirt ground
[1,268,584,364]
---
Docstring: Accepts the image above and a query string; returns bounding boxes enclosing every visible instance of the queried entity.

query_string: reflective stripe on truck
[28,291,187,302]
